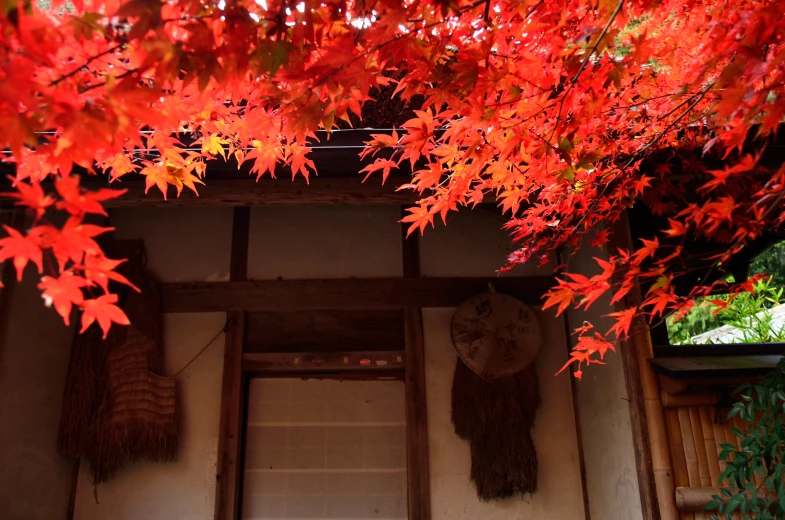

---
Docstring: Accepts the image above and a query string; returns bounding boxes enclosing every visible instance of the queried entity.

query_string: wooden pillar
[0,206,24,368]
[612,213,679,520]
[215,206,250,520]
[401,208,431,520]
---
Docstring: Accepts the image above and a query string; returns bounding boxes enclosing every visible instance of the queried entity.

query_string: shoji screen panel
[243,379,407,520]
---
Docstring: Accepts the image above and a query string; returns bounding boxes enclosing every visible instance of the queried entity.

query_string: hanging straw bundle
[450,292,542,501]
[57,240,179,484]
[451,359,540,500]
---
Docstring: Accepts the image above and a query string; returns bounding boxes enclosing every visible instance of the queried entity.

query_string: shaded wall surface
[0,274,76,520]
[0,205,633,519]
[565,236,644,520]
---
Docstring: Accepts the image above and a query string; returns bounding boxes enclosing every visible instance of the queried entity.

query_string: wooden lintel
[243,350,405,373]
[160,276,556,313]
[46,177,420,207]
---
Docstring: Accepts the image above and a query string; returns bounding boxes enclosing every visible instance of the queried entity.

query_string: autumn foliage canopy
[1,0,784,376]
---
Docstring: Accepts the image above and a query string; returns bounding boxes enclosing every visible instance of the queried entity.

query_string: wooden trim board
[243,350,405,373]
[160,276,556,313]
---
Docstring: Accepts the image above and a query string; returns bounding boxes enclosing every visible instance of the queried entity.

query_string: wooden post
[0,206,24,368]
[612,213,679,520]
[215,206,250,520]
[401,208,431,520]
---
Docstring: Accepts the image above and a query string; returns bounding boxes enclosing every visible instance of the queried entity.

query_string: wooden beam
[650,355,782,380]
[653,343,785,358]
[37,177,421,207]
[160,276,556,313]
[215,207,250,520]
[243,350,405,373]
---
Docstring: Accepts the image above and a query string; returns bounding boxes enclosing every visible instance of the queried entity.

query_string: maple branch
[79,68,140,94]
[545,0,624,145]
[570,0,624,85]
[50,44,126,87]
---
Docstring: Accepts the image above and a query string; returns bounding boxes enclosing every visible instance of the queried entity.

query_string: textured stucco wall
[565,235,644,520]
[60,205,607,519]
[72,207,231,520]
[0,274,76,520]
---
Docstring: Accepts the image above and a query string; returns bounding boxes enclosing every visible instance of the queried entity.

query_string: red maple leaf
[55,175,126,216]
[82,253,140,293]
[81,294,130,338]
[542,282,574,316]
[0,225,43,280]
[605,307,637,339]
[2,178,53,218]
[38,271,88,324]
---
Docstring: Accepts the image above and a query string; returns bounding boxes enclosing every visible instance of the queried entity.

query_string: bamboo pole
[699,407,721,486]
[689,407,711,487]
[724,415,739,454]
[712,408,729,483]
[675,487,771,512]
[678,408,704,520]
[678,408,701,488]
[666,408,695,520]
[613,213,678,520]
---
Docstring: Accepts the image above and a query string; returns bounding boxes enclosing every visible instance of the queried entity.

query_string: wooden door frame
[214,205,433,520]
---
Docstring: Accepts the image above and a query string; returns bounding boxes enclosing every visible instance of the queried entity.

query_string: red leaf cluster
[0,0,781,368]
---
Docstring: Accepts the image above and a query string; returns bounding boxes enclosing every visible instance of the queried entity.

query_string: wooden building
[0,130,777,520]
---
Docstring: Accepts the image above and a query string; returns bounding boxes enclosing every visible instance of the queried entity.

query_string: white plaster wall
[565,238,644,520]
[419,210,585,519]
[67,204,590,520]
[419,209,554,277]
[73,207,231,520]
[248,206,402,279]
[0,273,76,520]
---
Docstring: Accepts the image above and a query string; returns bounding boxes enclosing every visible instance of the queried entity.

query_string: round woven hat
[450,292,542,379]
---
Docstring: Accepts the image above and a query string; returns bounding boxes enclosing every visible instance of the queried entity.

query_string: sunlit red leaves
[542,281,574,316]
[0,0,781,351]
[401,202,434,237]
[556,332,617,380]
[606,307,637,339]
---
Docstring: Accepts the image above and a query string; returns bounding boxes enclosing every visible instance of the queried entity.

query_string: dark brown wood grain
[215,312,245,520]
[244,309,404,353]
[215,207,250,520]
[404,306,431,520]
[49,177,421,207]
[160,276,556,313]
[401,213,431,520]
